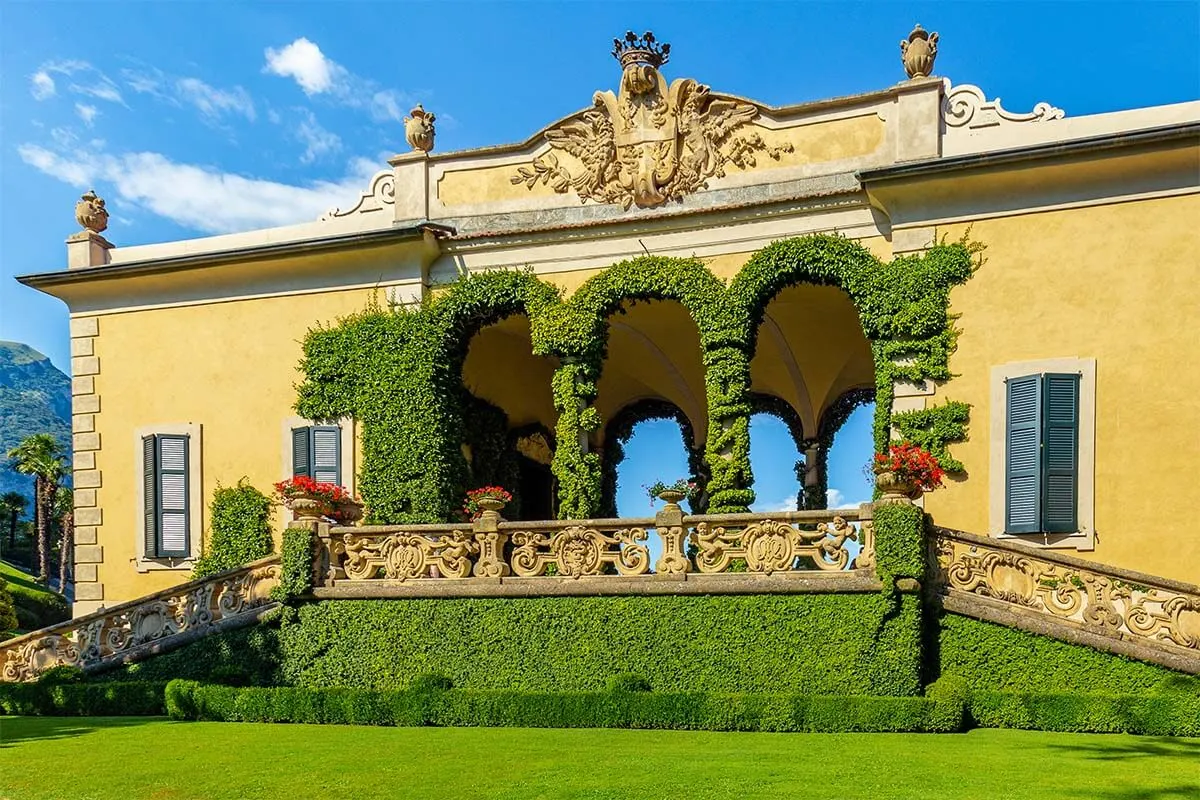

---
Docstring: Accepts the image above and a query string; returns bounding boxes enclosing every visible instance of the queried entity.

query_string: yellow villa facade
[18,28,1200,616]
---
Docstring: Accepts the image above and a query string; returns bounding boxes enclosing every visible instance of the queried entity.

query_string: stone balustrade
[0,557,280,682]
[312,501,877,599]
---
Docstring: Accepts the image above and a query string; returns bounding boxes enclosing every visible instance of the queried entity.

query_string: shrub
[967,690,1200,736]
[606,673,652,693]
[192,480,274,579]
[409,673,453,693]
[0,681,166,716]
[36,665,85,685]
[96,622,281,686]
[0,575,17,634]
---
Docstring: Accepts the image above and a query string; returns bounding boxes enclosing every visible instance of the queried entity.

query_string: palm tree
[7,434,69,584]
[54,486,73,590]
[0,491,27,554]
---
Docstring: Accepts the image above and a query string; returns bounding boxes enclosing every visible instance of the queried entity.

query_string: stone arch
[599,398,708,517]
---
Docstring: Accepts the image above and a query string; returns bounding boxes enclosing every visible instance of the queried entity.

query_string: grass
[0,559,69,633]
[1,717,1198,799]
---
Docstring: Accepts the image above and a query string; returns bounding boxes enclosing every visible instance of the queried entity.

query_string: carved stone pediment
[512,31,791,210]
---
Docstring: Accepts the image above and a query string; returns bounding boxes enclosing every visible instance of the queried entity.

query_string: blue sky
[1,1,1197,512]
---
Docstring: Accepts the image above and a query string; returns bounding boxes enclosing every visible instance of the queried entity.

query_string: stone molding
[69,315,103,614]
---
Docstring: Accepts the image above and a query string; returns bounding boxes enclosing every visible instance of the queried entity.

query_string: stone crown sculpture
[900,24,939,79]
[404,104,436,152]
[612,30,670,69]
[74,189,109,234]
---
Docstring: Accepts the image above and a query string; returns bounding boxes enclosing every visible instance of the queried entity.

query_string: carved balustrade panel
[933,530,1200,653]
[332,527,476,582]
[508,524,651,579]
[0,559,280,682]
[690,515,870,574]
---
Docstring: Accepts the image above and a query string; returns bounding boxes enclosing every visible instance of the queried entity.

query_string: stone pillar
[389,151,431,224]
[70,316,104,616]
[653,499,690,575]
[66,231,113,270]
[472,503,510,578]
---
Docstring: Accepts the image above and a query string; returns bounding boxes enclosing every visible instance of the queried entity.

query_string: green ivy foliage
[272,527,315,603]
[277,595,923,697]
[295,234,980,523]
[965,690,1200,736]
[192,480,274,580]
[872,503,927,585]
[0,681,166,716]
[891,401,971,473]
[97,623,282,686]
[937,614,1182,694]
[0,576,18,635]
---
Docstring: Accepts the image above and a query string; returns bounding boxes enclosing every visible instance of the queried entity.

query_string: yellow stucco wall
[91,287,377,605]
[928,194,1200,583]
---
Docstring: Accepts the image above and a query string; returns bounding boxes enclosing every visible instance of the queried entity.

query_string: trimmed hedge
[968,690,1200,737]
[165,679,962,733]
[0,681,166,716]
[278,594,924,696]
[938,614,1181,694]
[96,622,281,686]
[192,480,274,580]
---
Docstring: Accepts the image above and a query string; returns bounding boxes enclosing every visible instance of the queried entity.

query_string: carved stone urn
[404,104,436,152]
[657,489,686,506]
[900,24,939,79]
[873,469,920,505]
[476,496,507,514]
[290,497,325,520]
[335,500,364,524]
[74,189,109,233]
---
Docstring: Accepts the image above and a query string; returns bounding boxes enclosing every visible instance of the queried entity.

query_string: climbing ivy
[295,234,980,524]
[192,480,274,580]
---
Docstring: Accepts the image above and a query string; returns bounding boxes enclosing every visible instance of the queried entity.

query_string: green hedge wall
[192,480,274,580]
[0,681,166,716]
[967,690,1200,736]
[937,614,1182,694]
[165,680,960,733]
[279,595,923,696]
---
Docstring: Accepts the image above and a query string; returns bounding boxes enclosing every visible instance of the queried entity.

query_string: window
[142,433,191,559]
[989,358,1095,550]
[291,425,342,485]
[1005,373,1079,533]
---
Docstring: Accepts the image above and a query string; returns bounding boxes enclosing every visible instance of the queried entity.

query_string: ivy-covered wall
[296,234,980,524]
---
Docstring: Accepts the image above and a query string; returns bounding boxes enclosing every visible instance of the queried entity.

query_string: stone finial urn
[75,189,109,233]
[404,104,436,152]
[874,469,919,505]
[900,24,939,79]
[476,496,506,514]
[656,489,686,506]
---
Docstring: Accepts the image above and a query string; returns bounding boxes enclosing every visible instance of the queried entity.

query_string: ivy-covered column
[703,346,754,513]
[551,358,603,519]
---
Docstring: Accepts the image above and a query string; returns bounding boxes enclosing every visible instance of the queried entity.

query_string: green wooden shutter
[1005,375,1042,533]
[311,426,341,485]
[156,435,190,558]
[143,435,159,558]
[292,427,312,478]
[1041,373,1080,533]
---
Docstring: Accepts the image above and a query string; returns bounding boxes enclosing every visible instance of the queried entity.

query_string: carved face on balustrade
[512,31,791,210]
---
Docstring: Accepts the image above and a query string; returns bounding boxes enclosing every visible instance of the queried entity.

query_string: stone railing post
[654,497,691,575]
[472,500,511,578]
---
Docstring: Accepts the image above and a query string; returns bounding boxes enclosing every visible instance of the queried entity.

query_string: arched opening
[748,409,804,513]
[593,298,709,511]
[461,313,559,520]
[748,284,875,508]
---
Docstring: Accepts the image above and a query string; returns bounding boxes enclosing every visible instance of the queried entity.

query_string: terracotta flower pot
[874,469,921,505]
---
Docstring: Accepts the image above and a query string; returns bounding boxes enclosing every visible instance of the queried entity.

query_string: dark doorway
[517,455,555,521]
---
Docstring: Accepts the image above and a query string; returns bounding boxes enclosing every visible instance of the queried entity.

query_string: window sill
[995,530,1095,552]
[133,556,197,573]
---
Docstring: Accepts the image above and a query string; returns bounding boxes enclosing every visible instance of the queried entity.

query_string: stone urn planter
[290,497,326,520]
[475,497,507,514]
[873,469,920,505]
[335,500,365,524]
[656,489,686,506]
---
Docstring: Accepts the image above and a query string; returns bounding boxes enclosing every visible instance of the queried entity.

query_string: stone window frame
[989,357,1096,551]
[280,416,356,521]
[133,422,203,572]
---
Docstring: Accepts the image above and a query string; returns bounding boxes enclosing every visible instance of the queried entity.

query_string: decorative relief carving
[511,31,790,210]
[510,525,650,578]
[338,530,476,581]
[74,189,109,233]
[320,170,396,220]
[934,531,1200,653]
[943,84,1065,129]
[0,560,280,682]
[691,516,863,574]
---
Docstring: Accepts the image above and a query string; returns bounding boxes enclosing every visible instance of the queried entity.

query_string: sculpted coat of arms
[513,32,791,210]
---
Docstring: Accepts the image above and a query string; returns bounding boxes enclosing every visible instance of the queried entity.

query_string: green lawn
[0,559,69,633]
[1,718,1198,799]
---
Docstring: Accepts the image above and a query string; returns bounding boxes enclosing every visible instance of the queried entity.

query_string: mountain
[0,341,72,504]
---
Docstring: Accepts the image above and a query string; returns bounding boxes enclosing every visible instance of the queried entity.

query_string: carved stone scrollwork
[510,525,650,579]
[935,531,1200,653]
[511,31,789,210]
[692,516,858,574]
[320,170,396,221]
[0,559,281,682]
[341,531,475,581]
[942,84,1065,130]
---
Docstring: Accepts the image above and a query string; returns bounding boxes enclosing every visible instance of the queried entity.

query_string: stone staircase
[0,557,279,681]
[930,527,1200,674]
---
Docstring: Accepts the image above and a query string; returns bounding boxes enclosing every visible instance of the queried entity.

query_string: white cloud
[122,67,167,98]
[826,488,864,510]
[176,77,256,122]
[751,494,798,513]
[295,110,341,163]
[264,38,344,95]
[75,103,99,127]
[31,71,56,100]
[41,60,124,104]
[263,37,413,121]
[18,142,380,234]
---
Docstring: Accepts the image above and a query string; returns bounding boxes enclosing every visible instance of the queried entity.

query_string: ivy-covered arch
[599,398,708,517]
[295,233,980,524]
